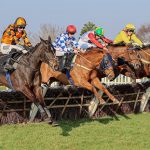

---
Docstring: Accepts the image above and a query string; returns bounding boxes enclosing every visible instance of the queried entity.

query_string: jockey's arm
[22,31,32,47]
[59,36,69,53]
[88,33,104,49]
[120,31,132,45]
[2,26,20,44]
[131,34,143,47]
[102,36,113,44]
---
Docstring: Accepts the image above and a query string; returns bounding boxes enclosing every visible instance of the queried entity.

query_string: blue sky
[0,0,150,39]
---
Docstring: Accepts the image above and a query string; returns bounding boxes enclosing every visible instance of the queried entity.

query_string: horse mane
[82,47,103,56]
[23,42,41,57]
[30,42,41,53]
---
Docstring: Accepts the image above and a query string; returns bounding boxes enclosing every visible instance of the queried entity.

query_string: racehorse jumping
[0,37,58,124]
[41,48,120,105]
[41,45,142,101]
[40,45,145,117]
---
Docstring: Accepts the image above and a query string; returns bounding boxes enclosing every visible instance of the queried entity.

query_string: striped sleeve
[71,37,79,48]
[59,36,68,52]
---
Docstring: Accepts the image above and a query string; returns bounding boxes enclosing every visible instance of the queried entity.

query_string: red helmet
[66,25,77,34]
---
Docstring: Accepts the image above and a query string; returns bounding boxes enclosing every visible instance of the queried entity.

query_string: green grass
[0,113,150,150]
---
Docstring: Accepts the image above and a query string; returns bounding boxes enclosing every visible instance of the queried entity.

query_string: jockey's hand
[23,45,32,51]
[22,50,28,54]
[74,49,79,54]
[80,49,86,53]
[73,48,79,54]
[103,47,109,53]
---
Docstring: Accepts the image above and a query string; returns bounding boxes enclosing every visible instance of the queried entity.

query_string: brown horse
[41,46,142,100]
[108,45,142,79]
[134,46,150,78]
[0,37,58,122]
[41,48,120,105]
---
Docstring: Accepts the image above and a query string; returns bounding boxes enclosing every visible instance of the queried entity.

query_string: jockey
[53,25,79,70]
[114,23,143,48]
[0,17,32,70]
[78,27,114,70]
[78,27,113,52]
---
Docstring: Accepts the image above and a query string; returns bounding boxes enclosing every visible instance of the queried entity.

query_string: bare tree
[137,24,150,43]
[29,24,65,46]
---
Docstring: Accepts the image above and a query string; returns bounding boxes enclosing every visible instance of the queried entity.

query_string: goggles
[17,25,25,29]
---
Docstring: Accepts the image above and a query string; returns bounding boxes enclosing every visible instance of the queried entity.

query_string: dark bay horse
[0,37,58,122]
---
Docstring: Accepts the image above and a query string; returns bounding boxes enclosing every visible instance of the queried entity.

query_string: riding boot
[64,53,75,69]
[41,83,49,97]
[57,56,65,71]
[4,58,14,71]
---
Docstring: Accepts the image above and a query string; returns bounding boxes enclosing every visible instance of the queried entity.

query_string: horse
[108,45,142,78]
[0,37,58,123]
[134,45,150,78]
[41,48,121,105]
[41,45,142,99]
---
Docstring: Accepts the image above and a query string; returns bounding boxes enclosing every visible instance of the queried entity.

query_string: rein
[74,63,92,71]
[74,54,93,71]
[11,57,39,71]
[138,49,150,64]
[142,49,150,57]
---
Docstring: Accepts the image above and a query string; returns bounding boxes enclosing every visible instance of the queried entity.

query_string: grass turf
[0,113,150,150]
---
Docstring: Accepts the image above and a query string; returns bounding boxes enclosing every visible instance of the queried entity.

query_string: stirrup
[4,64,14,71]
[41,83,49,89]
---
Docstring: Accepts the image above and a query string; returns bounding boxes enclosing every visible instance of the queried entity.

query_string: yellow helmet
[15,17,26,27]
[125,23,136,30]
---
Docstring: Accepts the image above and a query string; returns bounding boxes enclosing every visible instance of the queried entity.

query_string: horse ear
[40,37,45,43]
[48,36,52,44]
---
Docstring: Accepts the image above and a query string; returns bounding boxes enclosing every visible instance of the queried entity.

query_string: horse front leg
[19,86,41,122]
[91,77,119,104]
[74,79,106,105]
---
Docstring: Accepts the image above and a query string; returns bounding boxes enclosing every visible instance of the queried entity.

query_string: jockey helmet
[125,24,135,31]
[94,27,104,37]
[66,25,77,34]
[15,17,27,27]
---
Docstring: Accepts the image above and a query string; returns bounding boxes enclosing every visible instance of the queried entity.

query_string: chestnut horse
[134,45,150,78]
[41,46,142,102]
[108,45,142,79]
[41,48,119,105]
[0,37,58,123]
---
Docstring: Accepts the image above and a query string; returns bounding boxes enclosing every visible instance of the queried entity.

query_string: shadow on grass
[59,117,114,136]
[59,112,132,136]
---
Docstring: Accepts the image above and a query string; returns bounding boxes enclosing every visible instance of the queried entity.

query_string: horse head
[126,49,141,70]
[109,46,141,70]
[39,36,58,70]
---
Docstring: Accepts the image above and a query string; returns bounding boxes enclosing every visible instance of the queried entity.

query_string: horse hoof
[100,101,106,105]
[44,117,52,123]
[113,99,119,104]
[51,121,59,127]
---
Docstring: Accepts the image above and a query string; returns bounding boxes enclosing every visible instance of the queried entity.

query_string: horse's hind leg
[91,77,119,104]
